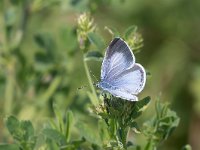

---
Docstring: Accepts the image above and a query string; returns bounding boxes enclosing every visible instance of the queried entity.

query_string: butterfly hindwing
[106,88,138,101]
[110,63,146,95]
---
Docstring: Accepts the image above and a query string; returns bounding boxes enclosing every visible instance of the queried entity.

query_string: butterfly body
[98,38,146,101]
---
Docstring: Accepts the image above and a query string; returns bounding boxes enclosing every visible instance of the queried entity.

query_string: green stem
[2,0,9,54]
[16,0,30,47]
[120,126,128,149]
[3,0,30,115]
[4,63,15,114]
[145,138,156,150]
[110,118,117,139]
[83,59,99,106]
[39,76,62,103]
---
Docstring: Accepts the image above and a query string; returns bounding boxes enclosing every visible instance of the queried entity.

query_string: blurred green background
[0,0,200,149]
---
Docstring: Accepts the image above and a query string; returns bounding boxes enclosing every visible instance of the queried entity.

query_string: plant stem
[121,126,128,149]
[39,76,62,103]
[110,118,117,139]
[3,0,30,115]
[83,59,99,106]
[4,62,15,114]
[145,138,156,150]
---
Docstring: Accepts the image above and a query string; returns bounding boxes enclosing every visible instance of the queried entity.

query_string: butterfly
[97,38,146,101]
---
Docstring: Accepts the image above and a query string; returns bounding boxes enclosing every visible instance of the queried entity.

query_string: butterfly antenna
[77,70,98,91]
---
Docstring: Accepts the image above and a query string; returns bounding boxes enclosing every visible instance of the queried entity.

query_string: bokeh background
[0,0,200,149]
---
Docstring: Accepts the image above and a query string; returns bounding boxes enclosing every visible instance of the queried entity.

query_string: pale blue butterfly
[97,38,146,101]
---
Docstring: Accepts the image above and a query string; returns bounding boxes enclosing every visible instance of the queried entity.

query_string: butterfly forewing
[101,38,135,81]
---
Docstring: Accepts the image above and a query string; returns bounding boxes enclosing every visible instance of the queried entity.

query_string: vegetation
[0,0,199,149]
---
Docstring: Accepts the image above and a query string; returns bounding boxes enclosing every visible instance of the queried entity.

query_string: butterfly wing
[100,38,146,101]
[101,38,135,81]
[106,88,138,101]
[100,63,146,101]
[111,63,146,95]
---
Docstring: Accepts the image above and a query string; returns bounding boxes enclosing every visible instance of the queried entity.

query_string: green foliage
[143,99,180,150]
[76,123,102,146]
[43,128,66,145]
[95,96,151,149]
[87,32,105,51]
[4,116,36,150]
[84,51,103,62]
[49,104,74,144]
[1,97,180,150]
[0,144,19,150]
[104,26,120,38]
[190,67,200,115]
[0,0,192,149]
[123,26,143,53]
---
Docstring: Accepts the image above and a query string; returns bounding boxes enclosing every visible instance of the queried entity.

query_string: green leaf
[104,26,120,37]
[65,110,74,142]
[34,133,46,150]
[53,103,64,132]
[34,32,56,52]
[59,26,78,54]
[155,99,162,119]
[43,128,66,145]
[143,99,180,147]
[135,96,151,111]
[130,122,141,134]
[84,51,103,61]
[6,116,20,138]
[130,111,142,120]
[76,122,101,146]
[87,32,105,50]
[5,116,36,149]
[124,25,137,39]
[6,116,25,141]
[98,120,110,142]
[130,97,150,119]
[108,107,121,118]
[0,144,19,150]
[20,120,35,140]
